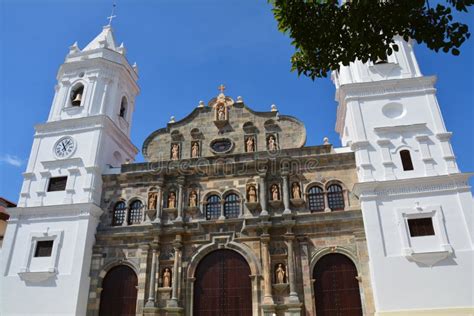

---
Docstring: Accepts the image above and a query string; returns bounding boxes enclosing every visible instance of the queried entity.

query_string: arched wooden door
[99,265,138,316]
[313,254,362,316]
[193,249,252,316]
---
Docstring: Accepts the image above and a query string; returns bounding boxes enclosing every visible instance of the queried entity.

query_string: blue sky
[0,0,473,203]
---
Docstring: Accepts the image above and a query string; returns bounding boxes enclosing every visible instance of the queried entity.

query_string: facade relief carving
[189,190,198,208]
[247,185,258,203]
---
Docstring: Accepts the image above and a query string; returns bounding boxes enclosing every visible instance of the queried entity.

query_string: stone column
[145,246,159,307]
[176,182,184,222]
[259,175,268,216]
[261,234,274,305]
[285,234,299,303]
[168,236,182,308]
[282,173,291,214]
[154,183,163,223]
[298,237,315,316]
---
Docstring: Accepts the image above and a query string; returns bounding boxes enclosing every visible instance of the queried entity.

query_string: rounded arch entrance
[193,249,252,316]
[99,265,138,316]
[313,253,362,316]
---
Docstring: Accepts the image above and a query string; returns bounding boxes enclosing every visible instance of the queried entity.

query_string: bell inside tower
[71,84,84,107]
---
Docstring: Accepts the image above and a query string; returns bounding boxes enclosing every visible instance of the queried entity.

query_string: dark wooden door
[99,265,138,316]
[313,254,363,316]
[193,249,252,316]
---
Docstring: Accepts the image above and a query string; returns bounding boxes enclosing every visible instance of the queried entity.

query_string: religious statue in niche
[267,135,278,152]
[292,182,301,199]
[247,185,257,203]
[189,190,198,208]
[162,268,172,288]
[168,192,176,209]
[171,143,180,160]
[191,142,200,158]
[271,184,280,201]
[217,103,226,121]
[275,263,286,284]
[246,136,255,152]
[148,192,158,210]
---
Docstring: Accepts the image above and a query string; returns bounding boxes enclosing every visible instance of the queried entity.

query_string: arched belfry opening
[313,253,362,316]
[99,265,138,316]
[193,249,252,316]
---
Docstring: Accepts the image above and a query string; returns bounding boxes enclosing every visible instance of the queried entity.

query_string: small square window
[47,176,67,192]
[34,240,54,257]
[408,218,435,237]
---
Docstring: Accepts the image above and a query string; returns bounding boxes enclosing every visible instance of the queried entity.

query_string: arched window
[119,96,127,118]
[70,84,84,107]
[224,193,240,219]
[128,200,143,225]
[327,184,345,211]
[400,149,414,171]
[112,201,126,226]
[308,186,325,212]
[206,195,221,220]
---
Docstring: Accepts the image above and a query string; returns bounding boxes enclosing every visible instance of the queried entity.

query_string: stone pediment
[142,90,306,162]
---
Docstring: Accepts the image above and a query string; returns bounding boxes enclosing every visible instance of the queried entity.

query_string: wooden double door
[313,253,363,316]
[193,249,252,316]
[99,265,138,316]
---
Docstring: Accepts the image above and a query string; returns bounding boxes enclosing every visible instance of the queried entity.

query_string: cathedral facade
[0,25,473,316]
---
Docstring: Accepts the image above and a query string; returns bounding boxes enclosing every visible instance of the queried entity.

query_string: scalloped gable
[142,99,307,162]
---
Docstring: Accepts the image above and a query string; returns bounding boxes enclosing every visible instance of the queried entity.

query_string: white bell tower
[334,37,473,315]
[0,25,139,315]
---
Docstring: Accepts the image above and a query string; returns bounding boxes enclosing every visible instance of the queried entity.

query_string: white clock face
[54,137,76,158]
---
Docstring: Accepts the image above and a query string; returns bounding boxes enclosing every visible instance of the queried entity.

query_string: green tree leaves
[270,0,472,80]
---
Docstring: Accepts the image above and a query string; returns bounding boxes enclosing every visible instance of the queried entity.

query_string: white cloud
[0,154,23,167]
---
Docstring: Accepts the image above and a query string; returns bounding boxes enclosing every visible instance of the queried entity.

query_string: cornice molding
[7,203,103,221]
[353,173,472,198]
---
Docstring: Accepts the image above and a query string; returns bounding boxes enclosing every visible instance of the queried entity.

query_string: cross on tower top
[107,3,117,26]
[218,84,226,94]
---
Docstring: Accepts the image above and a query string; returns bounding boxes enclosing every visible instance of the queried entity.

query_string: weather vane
[107,2,117,26]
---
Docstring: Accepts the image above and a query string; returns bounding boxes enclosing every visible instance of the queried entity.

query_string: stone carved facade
[87,90,375,316]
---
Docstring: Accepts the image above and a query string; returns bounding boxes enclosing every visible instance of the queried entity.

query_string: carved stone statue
[163,268,172,288]
[217,104,226,121]
[189,190,197,207]
[168,192,176,209]
[246,136,255,152]
[271,184,280,201]
[247,185,257,203]
[148,192,158,210]
[292,182,301,199]
[268,135,277,151]
[275,263,286,284]
[171,144,180,160]
[191,142,199,158]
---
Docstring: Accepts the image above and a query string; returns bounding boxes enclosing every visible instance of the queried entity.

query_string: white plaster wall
[360,189,474,311]
[0,205,101,316]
